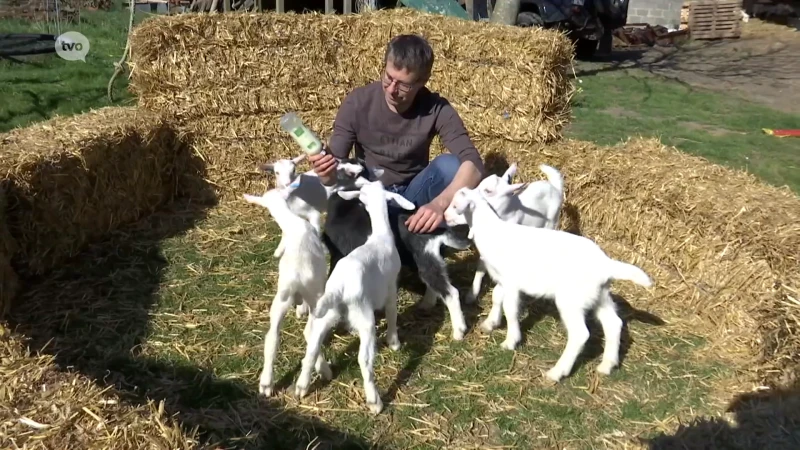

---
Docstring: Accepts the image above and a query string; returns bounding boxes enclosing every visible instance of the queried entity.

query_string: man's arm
[311,93,358,185]
[430,100,485,209]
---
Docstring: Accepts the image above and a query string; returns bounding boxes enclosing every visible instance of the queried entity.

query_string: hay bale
[461,136,800,388]
[0,106,195,277]
[0,333,197,449]
[128,9,575,144]
[0,188,20,319]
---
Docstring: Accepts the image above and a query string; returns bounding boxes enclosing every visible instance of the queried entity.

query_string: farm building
[627,0,685,29]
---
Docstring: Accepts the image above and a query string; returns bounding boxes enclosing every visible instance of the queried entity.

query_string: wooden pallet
[689,0,743,39]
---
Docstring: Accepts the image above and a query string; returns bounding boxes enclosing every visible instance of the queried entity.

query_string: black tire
[517,11,544,27]
[575,38,598,60]
[0,34,56,57]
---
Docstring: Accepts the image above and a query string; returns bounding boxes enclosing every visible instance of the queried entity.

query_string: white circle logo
[55,31,90,62]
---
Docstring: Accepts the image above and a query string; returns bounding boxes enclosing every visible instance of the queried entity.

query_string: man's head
[381,34,434,113]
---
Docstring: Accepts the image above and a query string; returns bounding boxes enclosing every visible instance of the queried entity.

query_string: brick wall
[627,0,685,29]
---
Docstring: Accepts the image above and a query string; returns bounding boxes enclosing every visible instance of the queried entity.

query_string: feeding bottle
[280,112,325,156]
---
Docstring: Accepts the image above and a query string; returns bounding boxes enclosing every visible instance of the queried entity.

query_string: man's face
[381,59,425,112]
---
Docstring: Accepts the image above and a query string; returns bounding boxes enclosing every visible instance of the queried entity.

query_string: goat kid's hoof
[386,337,401,351]
[596,360,617,375]
[258,383,273,397]
[480,319,498,333]
[295,303,309,318]
[367,399,384,415]
[545,367,569,383]
[500,338,520,351]
[293,383,309,399]
[452,327,467,341]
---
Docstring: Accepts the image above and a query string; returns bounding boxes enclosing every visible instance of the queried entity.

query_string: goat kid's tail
[539,164,564,194]
[313,289,343,318]
[607,259,653,288]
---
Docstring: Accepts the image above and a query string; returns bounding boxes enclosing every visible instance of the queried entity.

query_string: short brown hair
[383,34,434,82]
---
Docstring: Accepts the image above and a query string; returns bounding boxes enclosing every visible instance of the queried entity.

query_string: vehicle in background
[509,0,629,59]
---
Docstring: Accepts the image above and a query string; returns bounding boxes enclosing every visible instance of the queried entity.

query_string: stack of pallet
[688,0,743,39]
[681,1,690,29]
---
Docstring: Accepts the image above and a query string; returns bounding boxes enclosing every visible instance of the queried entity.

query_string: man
[308,33,486,233]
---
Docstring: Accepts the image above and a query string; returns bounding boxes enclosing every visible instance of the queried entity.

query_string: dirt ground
[577,20,800,115]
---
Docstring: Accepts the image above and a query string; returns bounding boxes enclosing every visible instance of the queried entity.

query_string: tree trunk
[489,0,520,25]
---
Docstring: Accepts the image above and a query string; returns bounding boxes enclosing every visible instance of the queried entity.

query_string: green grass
[10,201,737,449]
[566,69,800,193]
[0,6,144,132]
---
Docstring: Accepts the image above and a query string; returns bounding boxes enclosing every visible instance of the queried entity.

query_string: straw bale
[0,106,193,277]
[0,189,19,319]
[452,136,800,387]
[0,333,198,449]
[128,9,575,144]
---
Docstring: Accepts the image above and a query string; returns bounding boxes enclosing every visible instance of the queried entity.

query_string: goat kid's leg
[273,236,286,259]
[294,309,338,399]
[500,288,523,350]
[384,280,401,351]
[442,284,467,340]
[259,288,294,396]
[546,297,591,382]
[354,311,383,414]
[418,286,438,310]
[302,303,332,381]
[307,209,322,236]
[595,289,623,375]
[466,260,487,304]
[480,284,505,333]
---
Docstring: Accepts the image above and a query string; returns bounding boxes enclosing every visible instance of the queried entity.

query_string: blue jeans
[378,154,461,229]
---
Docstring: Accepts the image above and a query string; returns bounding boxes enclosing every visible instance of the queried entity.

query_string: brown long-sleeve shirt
[327,80,485,187]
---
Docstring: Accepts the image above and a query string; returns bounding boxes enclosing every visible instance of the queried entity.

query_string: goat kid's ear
[258,163,274,173]
[499,182,528,196]
[503,163,518,182]
[336,190,361,201]
[386,193,415,210]
[292,154,307,165]
[243,193,267,206]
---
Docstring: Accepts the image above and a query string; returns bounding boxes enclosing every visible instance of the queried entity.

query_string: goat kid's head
[242,187,293,216]
[259,154,307,188]
[477,163,527,200]
[336,178,415,211]
[444,186,484,228]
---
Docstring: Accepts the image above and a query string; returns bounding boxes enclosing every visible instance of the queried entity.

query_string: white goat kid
[444,187,653,382]
[452,163,565,304]
[260,155,365,259]
[260,156,365,318]
[242,186,332,397]
[294,178,416,414]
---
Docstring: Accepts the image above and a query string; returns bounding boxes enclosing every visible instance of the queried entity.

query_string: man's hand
[405,200,446,234]
[308,145,338,185]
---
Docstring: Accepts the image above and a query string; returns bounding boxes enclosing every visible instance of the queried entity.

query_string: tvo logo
[55,31,90,62]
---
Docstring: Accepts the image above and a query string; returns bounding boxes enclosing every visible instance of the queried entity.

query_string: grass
[0,6,142,132]
[566,68,800,194]
[8,200,738,449]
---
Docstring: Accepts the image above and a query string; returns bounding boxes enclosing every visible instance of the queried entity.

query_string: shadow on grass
[6,151,380,449]
[644,382,800,449]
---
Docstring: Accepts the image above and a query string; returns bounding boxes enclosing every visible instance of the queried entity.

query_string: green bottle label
[293,127,305,137]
